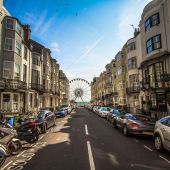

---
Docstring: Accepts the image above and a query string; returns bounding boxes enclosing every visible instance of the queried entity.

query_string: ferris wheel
[69,78,91,103]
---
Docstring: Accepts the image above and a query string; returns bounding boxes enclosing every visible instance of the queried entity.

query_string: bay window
[14,63,20,80]
[6,18,15,30]
[3,61,12,79]
[2,94,11,110]
[4,37,14,51]
[146,34,161,53]
[16,41,21,55]
[145,13,160,31]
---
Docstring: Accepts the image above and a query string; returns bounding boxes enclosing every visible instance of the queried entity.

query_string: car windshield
[102,107,110,111]
[130,115,151,121]
[113,110,125,115]
[37,111,46,119]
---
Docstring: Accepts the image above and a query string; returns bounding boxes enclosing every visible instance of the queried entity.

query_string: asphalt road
[1,108,170,170]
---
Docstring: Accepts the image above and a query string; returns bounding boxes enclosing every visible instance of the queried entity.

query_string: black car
[36,110,56,133]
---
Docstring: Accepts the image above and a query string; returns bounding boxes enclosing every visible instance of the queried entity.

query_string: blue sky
[4,0,151,82]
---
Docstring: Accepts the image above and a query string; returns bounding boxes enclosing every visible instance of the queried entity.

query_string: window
[6,18,14,30]
[24,46,27,60]
[145,13,160,31]
[146,34,161,53]
[4,38,13,51]
[23,65,27,82]
[32,53,41,66]
[13,94,19,110]
[155,62,163,82]
[34,93,38,107]
[3,61,12,79]
[14,64,20,80]
[128,57,137,70]
[117,66,125,75]
[119,81,125,89]
[15,41,21,55]
[127,42,136,52]
[129,74,139,87]
[2,94,11,110]
[16,22,22,35]
[32,69,40,84]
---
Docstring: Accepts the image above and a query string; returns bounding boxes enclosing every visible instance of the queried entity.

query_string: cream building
[139,0,170,118]
[126,30,142,113]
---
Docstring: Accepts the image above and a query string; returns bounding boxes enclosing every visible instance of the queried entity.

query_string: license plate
[142,131,153,135]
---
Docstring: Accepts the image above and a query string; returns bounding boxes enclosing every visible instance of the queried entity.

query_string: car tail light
[128,122,139,128]
[28,122,37,128]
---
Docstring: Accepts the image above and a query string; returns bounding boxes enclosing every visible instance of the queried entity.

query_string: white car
[93,106,100,113]
[154,116,170,151]
[98,107,110,117]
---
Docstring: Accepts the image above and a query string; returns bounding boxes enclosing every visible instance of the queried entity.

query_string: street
[1,108,170,170]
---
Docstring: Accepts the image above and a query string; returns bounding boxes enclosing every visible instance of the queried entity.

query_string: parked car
[98,107,110,118]
[93,106,100,113]
[54,108,68,118]
[154,116,170,151]
[36,110,56,133]
[114,113,154,136]
[107,109,122,123]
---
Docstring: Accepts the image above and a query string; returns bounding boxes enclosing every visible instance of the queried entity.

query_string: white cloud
[50,42,61,53]
[117,0,152,45]
[68,35,105,69]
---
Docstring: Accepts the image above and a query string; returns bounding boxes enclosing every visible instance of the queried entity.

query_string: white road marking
[85,124,89,135]
[87,141,95,170]
[1,161,13,170]
[132,138,139,143]
[17,150,26,157]
[159,155,170,164]
[39,135,44,140]
[144,145,153,151]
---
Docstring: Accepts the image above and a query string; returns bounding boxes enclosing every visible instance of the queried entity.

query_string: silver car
[154,116,170,151]
[98,107,110,117]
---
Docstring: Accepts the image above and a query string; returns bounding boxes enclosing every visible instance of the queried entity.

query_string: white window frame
[6,18,15,30]
[15,41,21,56]
[12,93,20,111]
[3,61,12,79]
[1,93,12,111]
[4,37,14,51]
[14,63,20,80]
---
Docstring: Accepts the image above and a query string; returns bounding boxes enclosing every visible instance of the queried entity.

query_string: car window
[113,110,120,115]
[166,118,170,127]
[38,111,45,119]
[160,117,169,125]
[130,115,151,121]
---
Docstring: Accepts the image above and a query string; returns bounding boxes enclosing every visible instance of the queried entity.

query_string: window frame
[15,41,22,56]
[6,18,15,30]
[145,13,160,31]
[146,34,162,54]
[3,61,12,79]
[14,63,21,80]
[4,37,14,51]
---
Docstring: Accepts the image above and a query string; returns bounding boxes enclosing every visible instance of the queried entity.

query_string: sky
[4,0,151,82]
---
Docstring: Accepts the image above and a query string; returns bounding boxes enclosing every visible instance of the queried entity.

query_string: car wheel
[154,135,163,151]
[42,123,47,133]
[113,121,118,129]
[123,125,128,136]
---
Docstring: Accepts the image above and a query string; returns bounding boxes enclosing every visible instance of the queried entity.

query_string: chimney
[23,25,31,42]
[134,28,140,37]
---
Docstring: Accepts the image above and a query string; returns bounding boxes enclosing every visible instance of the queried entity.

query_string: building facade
[0,14,69,113]
[139,0,170,118]
[91,0,170,118]
[126,30,142,113]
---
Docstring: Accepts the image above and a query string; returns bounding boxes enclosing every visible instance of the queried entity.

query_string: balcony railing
[126,86,140,94]
[29,83,45,92]
[0,78,27,90]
